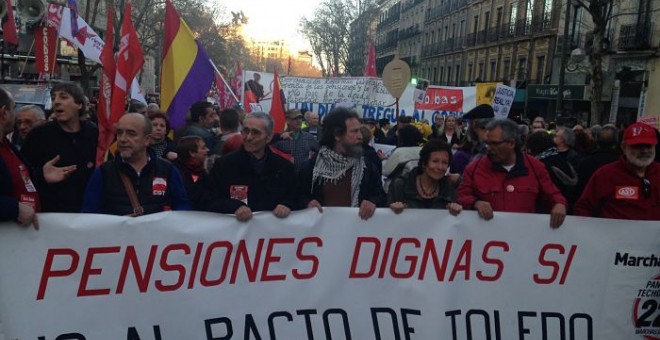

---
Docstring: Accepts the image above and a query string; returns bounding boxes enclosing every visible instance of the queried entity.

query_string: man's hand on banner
[359,200,376,220]
[235,205,252,222]
[17,203,39,230]
[550,204,567,229]
[474,200,494,220]
[272,204,291,218]
[307,200,323,213]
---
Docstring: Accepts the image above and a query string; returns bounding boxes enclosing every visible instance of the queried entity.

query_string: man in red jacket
[457,119,567,228]
[574,122,659,220]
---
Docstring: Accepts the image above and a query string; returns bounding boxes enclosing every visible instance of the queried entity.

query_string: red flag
[215,71,236,109]
[2,0,18,47]
[243,89,257,113]
[34,25,58,73]
[364,40,377,77]
[110,2,144,120]
[269,70,286,132]
[96,7,116,166]
[231,62,243,101]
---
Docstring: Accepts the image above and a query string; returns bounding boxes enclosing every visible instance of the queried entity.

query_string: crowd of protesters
[1,82,659,230]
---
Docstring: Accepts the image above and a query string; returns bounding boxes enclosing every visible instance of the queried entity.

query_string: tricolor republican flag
[161,0,215,128]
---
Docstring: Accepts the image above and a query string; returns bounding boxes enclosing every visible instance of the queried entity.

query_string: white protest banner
[491,84,516,119]
[246,71,423,122]
[0,209,658,339]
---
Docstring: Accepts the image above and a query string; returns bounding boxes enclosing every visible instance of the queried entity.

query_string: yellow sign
[476,82,500,105]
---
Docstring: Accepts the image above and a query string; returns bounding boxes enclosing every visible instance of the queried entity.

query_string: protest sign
[0,210,657,339]
[491,84,516,119]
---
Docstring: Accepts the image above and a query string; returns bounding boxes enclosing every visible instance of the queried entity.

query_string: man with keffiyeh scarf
[298,108,386,220]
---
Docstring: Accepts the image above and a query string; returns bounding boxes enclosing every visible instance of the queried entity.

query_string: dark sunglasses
[642,178,651,198]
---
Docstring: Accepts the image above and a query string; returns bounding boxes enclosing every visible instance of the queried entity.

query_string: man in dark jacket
[208,112,299,222]
[299,108,386,220]
[0,87,75,227]
[82,113,191,215]
[21,82,96,213]
[575,125,620,195]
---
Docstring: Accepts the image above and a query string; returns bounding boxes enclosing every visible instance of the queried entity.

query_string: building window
[455,65,461,85]
[536,55,545,84]
[439,67,444,84]
[503,59,511,80]
[509,3,517,34]
[517,57,527,81]
[478,62,484,80]
[447,66,452,84]
[490,60,497,81]
[484,11,490,32]
[468,64,473,82]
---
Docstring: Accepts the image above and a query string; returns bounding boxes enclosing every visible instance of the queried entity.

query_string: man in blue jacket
[82,113,191,216]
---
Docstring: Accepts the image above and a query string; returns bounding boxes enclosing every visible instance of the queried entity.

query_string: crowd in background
[1,81,659,230]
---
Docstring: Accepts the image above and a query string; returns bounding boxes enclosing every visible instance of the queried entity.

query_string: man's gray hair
[556,127,575,147]
[247,111,274,136]
[486,118,522,146]
[17,105,46,120]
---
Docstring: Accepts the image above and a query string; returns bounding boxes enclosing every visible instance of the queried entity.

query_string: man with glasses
[457,119,567,228]
[208,112,299,222]
[574,122,659,220]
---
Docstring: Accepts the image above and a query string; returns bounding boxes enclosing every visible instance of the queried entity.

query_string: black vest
[100,158,174,216]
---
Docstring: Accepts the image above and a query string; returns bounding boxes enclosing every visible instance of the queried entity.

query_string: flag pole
[209,59,239,103]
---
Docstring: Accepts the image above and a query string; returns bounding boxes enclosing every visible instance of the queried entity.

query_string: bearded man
[299,108,386,220]
[574,122,660,220]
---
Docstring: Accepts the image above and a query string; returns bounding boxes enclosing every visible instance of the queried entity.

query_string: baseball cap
[623,122,658,146]
[462,104,495,120]
[285,109,303,119]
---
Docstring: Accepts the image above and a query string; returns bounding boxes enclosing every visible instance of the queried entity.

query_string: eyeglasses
[642,178,651,198]
[484,140,509,147]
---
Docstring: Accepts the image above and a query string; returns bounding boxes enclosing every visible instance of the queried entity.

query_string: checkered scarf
[312,146,365,207]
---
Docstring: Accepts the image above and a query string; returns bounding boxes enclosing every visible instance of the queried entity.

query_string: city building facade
[368,0,660,125]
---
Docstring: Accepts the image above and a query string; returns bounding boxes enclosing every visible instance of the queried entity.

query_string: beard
[625,147,656,168]
[343,142,363,158]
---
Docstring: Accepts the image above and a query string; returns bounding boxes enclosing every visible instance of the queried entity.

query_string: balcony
[377,13,401,30]
[515,18,532,36]
[420,37,464,58]
[618,23,652,51]
[376,39,398,53]
[401,0,424,13]
[531,15,553,34]
[399,25,422,40]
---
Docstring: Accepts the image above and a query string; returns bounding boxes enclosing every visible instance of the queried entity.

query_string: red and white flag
[215,72,236,109]
[231,62,243,101]
[96,7,116,166]
[110,3,144,119]
[34,24,58,74]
